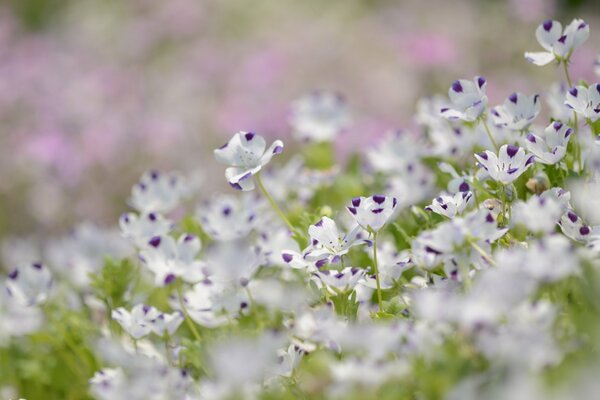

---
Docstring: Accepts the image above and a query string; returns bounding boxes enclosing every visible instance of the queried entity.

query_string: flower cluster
[3,16,600,400]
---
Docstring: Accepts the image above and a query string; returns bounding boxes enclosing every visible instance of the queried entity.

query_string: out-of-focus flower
[440,77,487,122]
[313,267,366,293]
[112,304,183,339]
[129,170,189,214]
[307,217,368,259]
[525,19,589,66]
[196,194,259,241]
[119,212,172,247]
[546,82,572,121]
[214,132,284,191]
[140,234,205,286]
[564,84,600,122]
[425,191,473,218]
[525,121,573,164]
[512,194,565,233]
[475,145,535,184]
[491,92,540,130]
[5,262,52,306]
[289,91,350,142]
[559,210,594,242]
[347,195,397,233]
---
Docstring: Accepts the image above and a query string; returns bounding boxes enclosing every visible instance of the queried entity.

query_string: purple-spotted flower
[525,121,573,165]
[524,19,590,66]
[491,92,541,130]
[129,170,188,214]
[196,194,259,241]
[119,212,172,247]
[111,304,183,339]
[347,195,398,233]
[547,83,573,122]
[425,191,473,218]
[475,145,535,184]
[512,194,566,233]
[214,131,284,191]
[440,76,488,122]
[313,267,366,294]
[559,210,594,242]
[140,233,205,286]
[307,217,368,259]
[290,91,350,142]
[564,84,600,122]
[5,262,52,306]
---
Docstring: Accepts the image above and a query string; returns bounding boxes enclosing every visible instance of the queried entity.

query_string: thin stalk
[255,172,296,233]
[481,118,499,152]
[469,239,497,267]
[501,185,508,224]
[563,60,582,172]
[372,232,384,312]
[176,282,202,342]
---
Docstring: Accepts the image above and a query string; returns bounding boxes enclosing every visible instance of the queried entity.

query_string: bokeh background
[0,0,598,238]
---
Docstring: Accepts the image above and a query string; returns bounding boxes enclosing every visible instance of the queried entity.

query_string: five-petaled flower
[425,191,473,218]
[214,131,284,191]
[440,76,488,122]
[347,195,398,233]
[475,144,535,184]
[290,91,350,142]
[491,92,541,131]
[525,121,573,165]
[524,19,589,66]
[564,84,600,122]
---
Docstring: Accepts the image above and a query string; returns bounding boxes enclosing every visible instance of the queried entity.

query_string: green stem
[176,282,202,342]
[563,60,582,172]
[562,60,573,87]
[255,172,296,233]
[469,239,497,267]
[481,118,499,152]
[372,233,384,312]
[501,185,508,224]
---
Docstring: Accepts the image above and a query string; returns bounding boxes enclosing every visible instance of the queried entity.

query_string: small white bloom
[565,84,600,122]
[214,131,284,191]
[525,121,573,164]
[140,234,205,286]
[290,91,350,142]
[5,262,52,306]
[524,19,589,66]
[111,304,161,339]
[313,267,366,293]
[196,194,259,241]
[425,191,473,218]
[547,82,572,121]
[475,144,535,184]
[440,76,488,122]
[367,130,424,173]
[346,195,398,233]
[89,368,127,400]
[361,244,413,289]
[512,194,565,233]
[119,212,172,247]
[559,210,594,242]
[304,216,369,262]
[129,170,188,214]
[491,92,541,130]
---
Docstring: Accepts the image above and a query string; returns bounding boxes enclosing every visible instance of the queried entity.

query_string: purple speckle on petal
[315,219,324,227]
[372,208,384,214]
[273,145,283,154]
[553,121,563,130]
[486,213,494,223]
[244,132,255,141]
[222,206,232,216]
[580,226,591,235]
[148,213,157,221]
[459,182,470,192]
[477,152,488,160]
[508,93,518,104]
[347,207,357,215]
[373,195,386,204]
[8,269,18,280]
[32,262,42,270]
[558,35,567,44]
[542,20,553,31]
[352,197,361,207]
[149,236,161,248]
[526,155,535,166]
[477,76,486,88]
[282,253,293,263]
[526,134,537,143]
[569,87,578,97]
[150,170,159,180]
[315,259,328,268]
[164,274,176,285]
[506,145,519,158]
[230,182,243,190]
[507,167,519,174]
[218,142,228,149]
[451,80,463,93]
[184,234,195,242]
[567,211,578,223]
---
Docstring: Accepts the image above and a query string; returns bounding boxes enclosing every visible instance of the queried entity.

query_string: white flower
[475,144,535,184]
[129,170,188,214]
[119,212,172,247]
[304,216,369,261]
[425,191,473,218]
[367,130,424,173]
[5,262,52,306]
[313,267,366,293]
[559,210,594,242]
[524,19,589,66]
[491,92,541,130]
[440,76,488,122]
[214,131,284,191]
[547,82,572,121]
[140,234,205,286]
[512,194,565,233]
[196,194,259,241]
[89,368,126,400]
[360,244,413,290]
[346,195,398,233]
[290,91,350,142]
[525,121,573,164]
[112,304,183,339]
[565,84,600,122]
